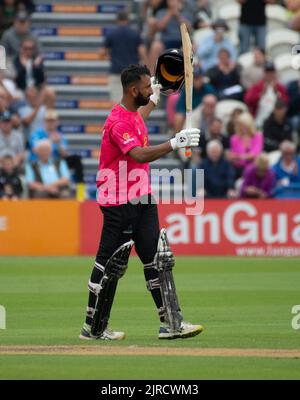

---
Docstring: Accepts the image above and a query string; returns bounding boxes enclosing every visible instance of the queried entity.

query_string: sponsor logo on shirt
[123,132,135,145]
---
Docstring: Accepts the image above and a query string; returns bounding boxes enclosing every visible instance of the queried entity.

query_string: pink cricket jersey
[96,104,151,206]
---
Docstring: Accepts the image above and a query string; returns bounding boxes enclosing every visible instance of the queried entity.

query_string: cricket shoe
[158,321,203,340]
[79,323,125,341]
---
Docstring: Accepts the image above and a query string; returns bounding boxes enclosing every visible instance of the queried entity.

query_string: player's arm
[128,128,200,163]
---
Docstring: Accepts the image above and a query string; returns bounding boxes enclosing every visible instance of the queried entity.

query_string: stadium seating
[266,29,300,59]
[31,0,175,197]
[216,99,248,127]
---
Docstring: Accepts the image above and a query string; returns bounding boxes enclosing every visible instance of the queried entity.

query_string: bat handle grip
[185,111,193,158]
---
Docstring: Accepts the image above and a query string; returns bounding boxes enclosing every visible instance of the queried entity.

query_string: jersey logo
[122,132,135,145]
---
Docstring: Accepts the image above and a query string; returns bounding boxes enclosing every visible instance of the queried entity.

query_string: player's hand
[150,76,162,106]
[170,128,200,150]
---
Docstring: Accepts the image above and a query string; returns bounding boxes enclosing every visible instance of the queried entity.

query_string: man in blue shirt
[25,139,71,198]
[196,18,237,72]
[103,11,147,102]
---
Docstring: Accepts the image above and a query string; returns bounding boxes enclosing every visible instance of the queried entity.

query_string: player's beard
[134,91,150,107]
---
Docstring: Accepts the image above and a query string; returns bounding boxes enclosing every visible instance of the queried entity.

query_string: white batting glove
[150,76,162,106]
[170,128,200,150]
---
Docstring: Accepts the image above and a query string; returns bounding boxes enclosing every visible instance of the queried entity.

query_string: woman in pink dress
[227,111,263,178]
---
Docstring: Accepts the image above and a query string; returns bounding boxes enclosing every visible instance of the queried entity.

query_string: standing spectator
[0,10,39,59]
[18,86,47,138]
[25,139,72,199]
[0,153,23,199]
[244,61,289,129]
[200,140,237,198]
[174,66,215,132]
[273,140,300,186]
[263,99,293,152]
[14,37,45,91]
[29,109,84,183]
[148,0,194,73]
[240,47,266,89]
[237,0,277,54]
[227,111,263,178]
[0,110,24,168]
[240,153,275,198]
[207,48,243,101]
[102,11,147,103]
[196,18,237,72]
[199,117,230,158]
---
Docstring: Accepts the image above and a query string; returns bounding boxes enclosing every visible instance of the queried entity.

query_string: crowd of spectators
[0,2,84,200]
[1,0,300,201]
[134,0,300,199]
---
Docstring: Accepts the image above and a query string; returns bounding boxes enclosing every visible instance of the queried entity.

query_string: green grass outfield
[0,256,300,380]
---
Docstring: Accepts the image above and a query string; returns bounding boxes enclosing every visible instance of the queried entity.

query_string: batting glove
[170,128,200,150]
[150,76,162,106]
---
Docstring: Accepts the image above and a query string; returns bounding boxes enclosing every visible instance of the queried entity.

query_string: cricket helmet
[154,49,185,94]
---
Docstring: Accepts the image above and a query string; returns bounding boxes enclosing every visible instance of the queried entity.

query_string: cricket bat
[180,23,193,158]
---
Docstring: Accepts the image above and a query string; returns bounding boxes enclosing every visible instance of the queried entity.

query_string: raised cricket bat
[180,23,193,158]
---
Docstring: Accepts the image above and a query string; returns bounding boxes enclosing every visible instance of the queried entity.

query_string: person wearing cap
[196,18,237,72]
[0,110,25,168]
[244,60,289,129]
[174,65,215,132]
[237,0,277,54]
[263,99,293,153]
[0,10,39,59]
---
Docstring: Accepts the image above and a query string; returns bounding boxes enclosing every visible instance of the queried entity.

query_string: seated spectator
[287,72,300,131]
[148,0,194,73]
[14,38,45,91]
[240,47,266,90]
[240,153,275,198]
[140,0,168,44]
[207,48,243,101]
[263,99,293,152]
[200,140,237,198]
[244,60,289,129]
[29,109,84,183]
[25,139,72,199]
[273,140,300,187]
[196,18,237,72]
[0,110,24,168]
[0,10,39,59]
[0,0,17,38]
[18,86,47,138]
[0,84,22,128]
[190,94,217,136]
[193,0,212,29]
[286,0,300,31]
[174,66,215,132]
[227,111,263,178]
[0,153,23,199]
[226,107,244,137]
[199,117,230,158]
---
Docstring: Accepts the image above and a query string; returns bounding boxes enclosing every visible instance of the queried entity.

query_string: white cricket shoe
[158,321,204,339]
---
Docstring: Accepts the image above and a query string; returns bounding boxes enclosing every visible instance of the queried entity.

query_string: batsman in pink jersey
[80,64,203,341]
